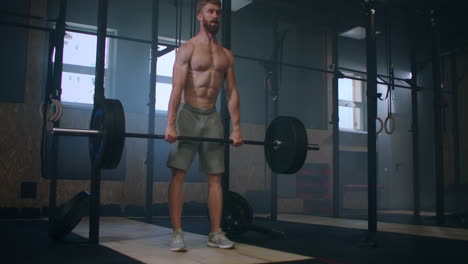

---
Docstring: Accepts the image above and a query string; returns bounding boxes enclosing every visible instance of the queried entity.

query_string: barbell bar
[50,99,320,174]
[52,128,320,151]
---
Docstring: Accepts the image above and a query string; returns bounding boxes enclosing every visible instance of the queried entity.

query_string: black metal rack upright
[269,17,281,221]
[365,1,378,235]
[410,43,421,224]
[331,28,341,218]
[145,0,160,225]
[47,0,67,242]
[450,53,461,211]
[89,0,109,244]
[221,0,232,193]
[431,11,445,226]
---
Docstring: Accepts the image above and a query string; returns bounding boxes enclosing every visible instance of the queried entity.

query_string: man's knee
[206,174,222,185]
[171,168,187,182]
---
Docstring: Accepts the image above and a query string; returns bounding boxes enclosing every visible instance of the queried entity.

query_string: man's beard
[203,19,219,34]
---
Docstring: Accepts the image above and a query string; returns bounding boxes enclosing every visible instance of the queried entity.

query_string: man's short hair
[196,0,221,14]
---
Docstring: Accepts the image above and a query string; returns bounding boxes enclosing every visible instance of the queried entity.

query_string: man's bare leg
[207,174,222,232]
[206,173,235,249]
[169,168,186,230]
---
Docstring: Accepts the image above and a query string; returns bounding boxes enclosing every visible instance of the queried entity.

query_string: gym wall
[0,0,49,214]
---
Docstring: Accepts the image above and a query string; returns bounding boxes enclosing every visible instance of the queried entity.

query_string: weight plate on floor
[222,191,253,236]
[49,191,90,241]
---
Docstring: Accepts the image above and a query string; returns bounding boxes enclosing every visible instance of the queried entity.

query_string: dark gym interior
[1,0,468,263]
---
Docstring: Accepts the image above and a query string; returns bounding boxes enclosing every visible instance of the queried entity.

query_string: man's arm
[165,43,193,143]
[225,50,243,146]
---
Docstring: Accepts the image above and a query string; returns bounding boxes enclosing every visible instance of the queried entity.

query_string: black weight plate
[221,191,253,236]
[264,116,308,174]
[49,191,90,241]
[290,117,309,173]
[89,101,110,168]
[101,99,125,169]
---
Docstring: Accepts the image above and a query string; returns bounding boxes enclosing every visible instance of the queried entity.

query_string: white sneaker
[170,229,187,252]
[207,229,235,249]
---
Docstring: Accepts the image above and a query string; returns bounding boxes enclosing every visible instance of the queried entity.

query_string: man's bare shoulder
[175,41,196,63]
[178,41,196,54]
[222,47,235,64]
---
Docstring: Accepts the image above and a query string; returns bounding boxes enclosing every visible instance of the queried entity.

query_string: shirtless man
[164,0,243,252]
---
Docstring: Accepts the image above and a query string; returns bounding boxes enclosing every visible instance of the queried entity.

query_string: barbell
[51,99,320,174]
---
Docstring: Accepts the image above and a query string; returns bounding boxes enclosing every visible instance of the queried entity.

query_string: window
[155,43,177,112]
[338,76,366,131]
[59,23,115,105]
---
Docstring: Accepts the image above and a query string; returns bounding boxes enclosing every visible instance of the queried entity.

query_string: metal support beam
[270,17,280,221]
[332,29,340,218]
[93,0,108,104]
[430,11,445,226]
[145,0,160,224]
[338,66,410,83]
[89,0,109,244]
[47,0,67,242]
[450,53,461,211]
[410,44,421,224]
[365,2,378,235]
[221,0,232,192]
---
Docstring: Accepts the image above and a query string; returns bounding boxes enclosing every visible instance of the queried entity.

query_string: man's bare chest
[190,47,229,73]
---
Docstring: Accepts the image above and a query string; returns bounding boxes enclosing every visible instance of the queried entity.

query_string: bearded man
[165,0,243,252]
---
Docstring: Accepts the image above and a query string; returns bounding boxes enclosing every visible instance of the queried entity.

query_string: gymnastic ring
[52,99,63,122]
[40,99,63,122]
[376,117,383,134]
[384,115,395,135]
[39,100,53,121]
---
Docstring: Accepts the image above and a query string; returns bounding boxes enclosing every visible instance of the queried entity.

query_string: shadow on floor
[1,219,143,264]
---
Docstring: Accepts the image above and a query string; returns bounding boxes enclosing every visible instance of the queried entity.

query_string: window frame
[154,36,185,115]
[338,73,367,132]
[59,22,117,109]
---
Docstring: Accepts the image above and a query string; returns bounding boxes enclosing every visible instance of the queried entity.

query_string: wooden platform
[74,217,314,264]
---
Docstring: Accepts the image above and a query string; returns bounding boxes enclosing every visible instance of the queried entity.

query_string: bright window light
[157,45,175,77]
[339,75,365,131]
[60,27,113,105]
[339,78,353,101]
[60,72,95,104]
[155,82,172,111]
[63,32,97,67]
[339,106,354,129]
[155,44,176,112]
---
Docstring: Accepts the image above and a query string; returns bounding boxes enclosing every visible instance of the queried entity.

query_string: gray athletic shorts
[167,103,225,174]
